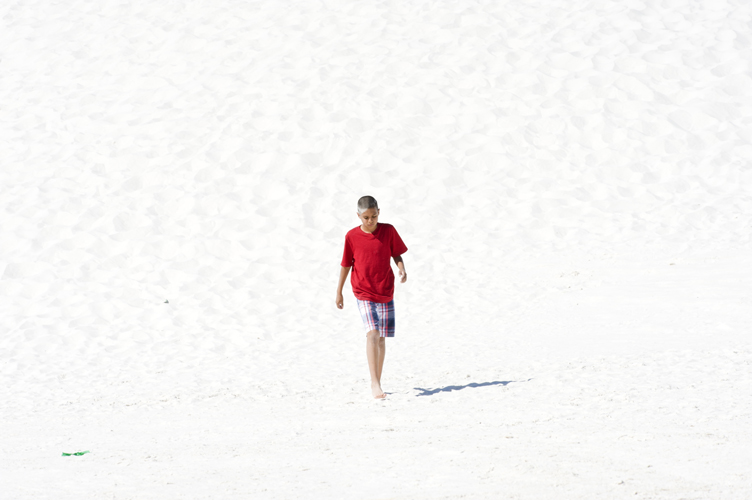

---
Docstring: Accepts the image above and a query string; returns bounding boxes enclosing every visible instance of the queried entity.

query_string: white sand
[2,0,751,498]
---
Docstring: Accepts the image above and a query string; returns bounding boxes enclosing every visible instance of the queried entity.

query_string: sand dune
[1,0,751,498]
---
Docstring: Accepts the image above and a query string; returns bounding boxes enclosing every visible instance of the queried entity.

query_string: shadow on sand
[414,380,522,397]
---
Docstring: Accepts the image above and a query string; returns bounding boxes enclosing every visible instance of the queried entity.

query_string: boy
[336,196,408,399]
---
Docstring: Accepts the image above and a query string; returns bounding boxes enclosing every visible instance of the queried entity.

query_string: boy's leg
[376,337,386,383]
[375,300,392,384]
[366,329,386,399]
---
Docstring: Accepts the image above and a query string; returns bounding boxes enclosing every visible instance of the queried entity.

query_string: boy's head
[357,195,378,214]
[357,195,379,231]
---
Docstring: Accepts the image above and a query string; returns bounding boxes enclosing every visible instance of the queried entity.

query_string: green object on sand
[62,451,90,456]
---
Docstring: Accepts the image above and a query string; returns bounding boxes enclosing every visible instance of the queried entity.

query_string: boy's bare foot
[372,383,386,399]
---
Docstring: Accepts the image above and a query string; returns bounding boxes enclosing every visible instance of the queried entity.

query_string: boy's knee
[366,329,381,342]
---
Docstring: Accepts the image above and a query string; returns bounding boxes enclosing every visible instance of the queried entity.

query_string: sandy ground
[2,0,751,498]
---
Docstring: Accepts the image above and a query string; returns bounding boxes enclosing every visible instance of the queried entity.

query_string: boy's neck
[360,222,378,234]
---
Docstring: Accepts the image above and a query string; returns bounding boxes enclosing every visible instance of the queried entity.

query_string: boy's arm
[336,266,351,309]
[393,255,407,283]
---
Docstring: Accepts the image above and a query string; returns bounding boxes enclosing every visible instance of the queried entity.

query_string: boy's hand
[336,293,344,309]
[399,269,407,283]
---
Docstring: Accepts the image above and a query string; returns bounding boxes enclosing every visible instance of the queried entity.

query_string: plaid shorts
[356,299,395,338]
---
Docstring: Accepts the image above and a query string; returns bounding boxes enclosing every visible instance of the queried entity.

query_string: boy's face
[357,208,379,232]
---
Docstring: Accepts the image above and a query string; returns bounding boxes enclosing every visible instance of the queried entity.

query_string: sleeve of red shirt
[341,234,354,267]
[390,226,408,257]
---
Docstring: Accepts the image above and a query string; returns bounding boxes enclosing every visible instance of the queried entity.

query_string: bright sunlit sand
[1,0,751,498]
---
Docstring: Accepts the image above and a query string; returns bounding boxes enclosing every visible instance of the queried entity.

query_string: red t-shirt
[340,223,408,303]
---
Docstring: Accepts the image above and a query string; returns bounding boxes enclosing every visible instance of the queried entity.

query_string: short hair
[357,195,379,214]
